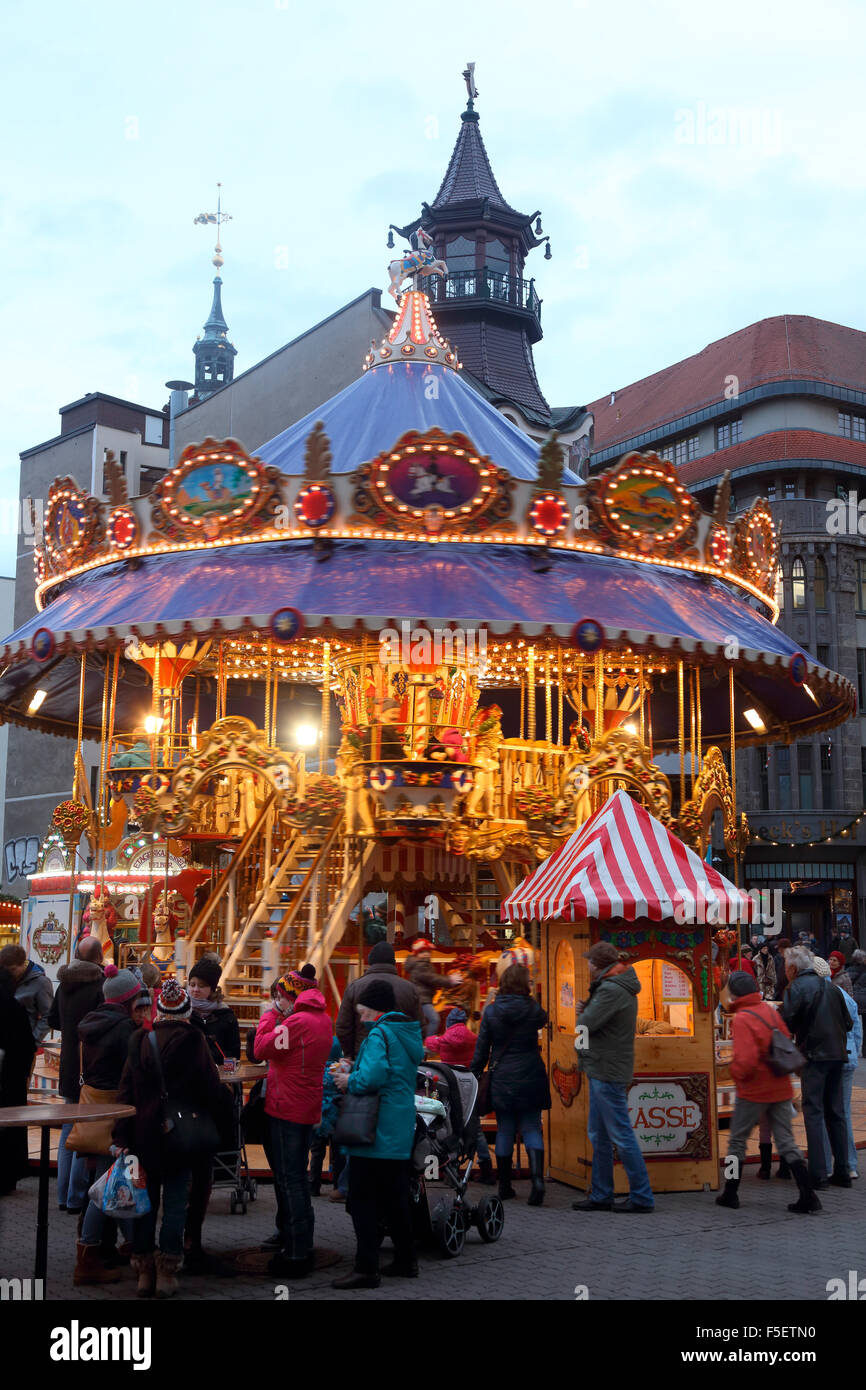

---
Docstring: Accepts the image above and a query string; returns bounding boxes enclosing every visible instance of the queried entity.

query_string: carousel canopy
[501,789,755,924]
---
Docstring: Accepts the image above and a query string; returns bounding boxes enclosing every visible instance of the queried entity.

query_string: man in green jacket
[572,942,655,1215]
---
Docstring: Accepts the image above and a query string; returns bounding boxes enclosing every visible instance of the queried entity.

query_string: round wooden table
[0,1102,135,1286]
[218,1064,267,1084]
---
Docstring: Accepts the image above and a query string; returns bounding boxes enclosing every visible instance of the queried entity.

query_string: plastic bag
[88,1156,151,1218]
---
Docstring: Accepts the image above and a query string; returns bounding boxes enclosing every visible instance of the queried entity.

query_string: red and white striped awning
[502,789,754,925]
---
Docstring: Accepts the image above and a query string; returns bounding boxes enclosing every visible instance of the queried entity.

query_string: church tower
[390,66,552,427]
[191,185,237,402]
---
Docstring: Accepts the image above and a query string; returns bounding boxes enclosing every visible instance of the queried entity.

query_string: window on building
[758,747,770,810]
[774,564,784,609]
[797,744,813,810]
[776,746,791,807]
[858,560,866,612]
[484,237,511,277]
[729,490,736,513]
[820,743,833,810]
[674,435,700,465]
[857,649,866,710]
[792,558,807,609]
[784,479,796,499]
[716,419,743,449]
[766,481,777,501]
[817,643,830,667]
[814,557,828,610]
[839,411,866,441]
[445,235,476,271]
[140,466,165,493]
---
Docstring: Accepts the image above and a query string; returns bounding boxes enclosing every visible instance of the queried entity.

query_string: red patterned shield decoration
[551,1062,582,1108]
[529,493,569,537]
[32,627,55,662]
[294,483,336,529]
[708,526,729,567]
[109,507,139,551]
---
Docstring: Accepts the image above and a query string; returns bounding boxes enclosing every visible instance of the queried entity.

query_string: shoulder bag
[333,1031,390,1147]
[65,1043,117,1155]
[742,1009,806,1076]
[477,1034,514,1117]
[148,1030,221,1161]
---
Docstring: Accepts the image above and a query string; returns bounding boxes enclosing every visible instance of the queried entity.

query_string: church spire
[191,184,237,401]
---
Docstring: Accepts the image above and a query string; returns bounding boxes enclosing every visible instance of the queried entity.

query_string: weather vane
[194,182,232,272]
[462,62,478,107]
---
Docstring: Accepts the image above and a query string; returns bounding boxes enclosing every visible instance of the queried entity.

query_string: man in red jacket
[254,971,334,1277]
[716,972,820,1215]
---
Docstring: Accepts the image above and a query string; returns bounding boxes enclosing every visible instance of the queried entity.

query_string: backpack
[742,1009,806,1076]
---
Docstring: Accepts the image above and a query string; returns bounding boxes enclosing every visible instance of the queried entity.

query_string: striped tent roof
[501,790,754,926]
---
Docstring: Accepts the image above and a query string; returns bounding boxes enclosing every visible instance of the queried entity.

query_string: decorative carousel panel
[592,451,697,555]
[150,439,282,542]
[44,477,102,572]
[733,500,777,591]
[349,428,514,535]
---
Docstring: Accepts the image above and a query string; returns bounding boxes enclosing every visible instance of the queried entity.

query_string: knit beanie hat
[359,979,396,1014]
[103,964,143,1005]
[812,956,832,979]
[368,941,395,966]
[446,1008,467,1028]
[157,975,192,1018]
[189,955,222,991]
[584,941,621,968]
[276,969,315,1000]
[828,951,845,975]
[727,970,758,998]
[299,963,317,981]
[134,989,152,1010]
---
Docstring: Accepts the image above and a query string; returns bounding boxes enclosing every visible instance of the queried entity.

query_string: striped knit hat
[156,975,191,1018]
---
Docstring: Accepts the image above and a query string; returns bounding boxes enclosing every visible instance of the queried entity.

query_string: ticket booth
[505,790,753,1195]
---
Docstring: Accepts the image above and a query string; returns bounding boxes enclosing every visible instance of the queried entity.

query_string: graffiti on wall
[5,836,40,882]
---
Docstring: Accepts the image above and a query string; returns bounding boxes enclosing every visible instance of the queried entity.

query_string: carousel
[0,245,855,1138]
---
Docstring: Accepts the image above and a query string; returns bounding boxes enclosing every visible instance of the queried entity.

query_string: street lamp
[293,723,319,796]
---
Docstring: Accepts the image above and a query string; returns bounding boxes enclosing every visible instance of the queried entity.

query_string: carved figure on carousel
[336,731,378,837]
[464,704,503,818]
[387,228,448,302]
[148,892,176,977]
[81,887,118,960]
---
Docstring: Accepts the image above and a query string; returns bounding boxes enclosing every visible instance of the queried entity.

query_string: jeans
[476,1129,491,1162]
[822,1065,858,1176]
[269,1117,314,1260]
[494,1109,544,1156]
[64,1149,92,1212]
[421,1004,439,1039]
[801,1060,848,1182]
[57,1111,75,1207]
[347,1156,414,1275]
[588,1079,654,1208]
[727,1098,803,1178]
[80,1155,136,1247]
[338,1154,350,1195]
[133,1169,192,1257]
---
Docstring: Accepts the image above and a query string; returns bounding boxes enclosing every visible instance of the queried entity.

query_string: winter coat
[728,956,756,979]
[425,1021,476,1068]
[46,959,104,1100]
[343,1012,424,1160]
[0,980,37,1192]
[78,1002,137,1091]
[751,951,776,1001]
[471,992,551,1111]
[113,1019,232,1175]
[404,956,442,1007]
[832,934,858,964]
[335,963,422,1058]
[847,961,866,1017]
[314,1037,343,1139]
[781,969,851,1062]
[15,961,55,1043]
[773,953,788,1002]
[254,989,334,1126]
[839,989,862,1068]
[573,964,640,1086]
[729,992,794,1102]
[191,1001,242,1066]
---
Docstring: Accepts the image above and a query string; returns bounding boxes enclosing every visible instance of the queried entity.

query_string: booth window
[633,959,694,1036]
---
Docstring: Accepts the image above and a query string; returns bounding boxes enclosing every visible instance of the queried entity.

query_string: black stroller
[409,1060,504,1258]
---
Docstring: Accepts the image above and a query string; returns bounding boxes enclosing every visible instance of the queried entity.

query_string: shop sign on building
[627,1074,712,1159]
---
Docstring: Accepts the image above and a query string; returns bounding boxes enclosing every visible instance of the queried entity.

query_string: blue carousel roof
[257,359,578,484]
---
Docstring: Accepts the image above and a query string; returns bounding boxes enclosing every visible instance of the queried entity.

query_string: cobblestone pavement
[2,1166,864,1303]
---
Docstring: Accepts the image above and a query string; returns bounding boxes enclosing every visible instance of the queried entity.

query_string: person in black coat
[471,963,551,1207]
[847,951,866,1054]
[185,955,240,1273]
[781,946,853,1186]
[46,936,104,1211]
[0,966,36,1196]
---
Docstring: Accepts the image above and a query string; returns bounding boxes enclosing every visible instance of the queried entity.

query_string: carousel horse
[148,894,176,976]
[387,228,448,302]
[82,888,117,960]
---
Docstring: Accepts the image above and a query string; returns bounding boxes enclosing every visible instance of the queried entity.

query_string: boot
[73,1241,122,1286]
[788,1159,822,1214]
[308,1145,325,1197]
[757,1143,772,1179]
[154,1251,181,1299]
[332,1269,380,1290]
[715,1178,740,1209]
[478,1157,496,1187]
[497,1155,516,1200]
[131,1253,156,1299]
[527,1149,545,1207]
[776,1156,792,1180]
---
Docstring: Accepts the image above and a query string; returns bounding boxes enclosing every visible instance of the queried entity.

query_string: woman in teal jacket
[332,979,424,1289]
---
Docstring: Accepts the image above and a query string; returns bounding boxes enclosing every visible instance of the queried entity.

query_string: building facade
[588,314,866,947]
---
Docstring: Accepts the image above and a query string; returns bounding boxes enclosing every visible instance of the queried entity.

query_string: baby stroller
[409,1060,504,1258]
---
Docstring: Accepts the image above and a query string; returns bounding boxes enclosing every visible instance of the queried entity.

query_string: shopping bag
[89,1156,151,1218]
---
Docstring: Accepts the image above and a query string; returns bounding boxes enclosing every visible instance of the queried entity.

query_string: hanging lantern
[573,669,643,734]
[387,229,395,249]
[126,638,212,694]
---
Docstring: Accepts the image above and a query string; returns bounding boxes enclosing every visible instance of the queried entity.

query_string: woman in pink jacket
[254,970,334,1278]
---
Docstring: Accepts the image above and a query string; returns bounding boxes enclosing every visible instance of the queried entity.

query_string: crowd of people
[0,921,864,1292]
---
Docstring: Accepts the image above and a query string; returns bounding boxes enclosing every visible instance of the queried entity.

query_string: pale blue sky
[2,0,865,578]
